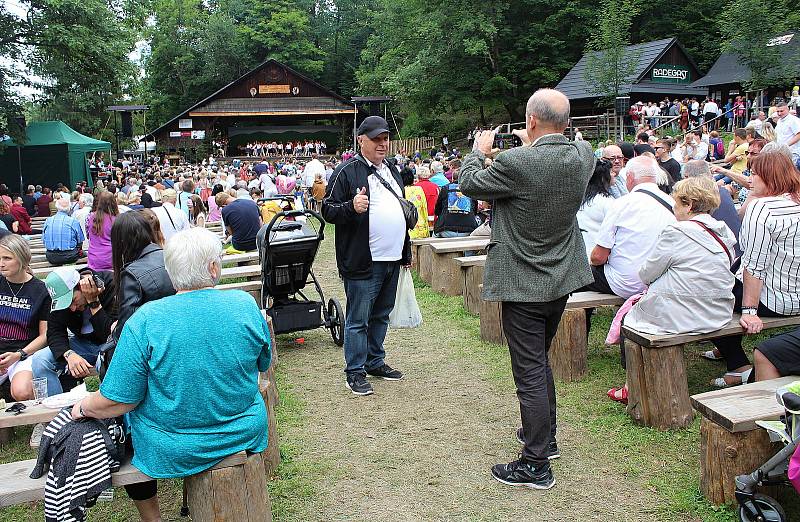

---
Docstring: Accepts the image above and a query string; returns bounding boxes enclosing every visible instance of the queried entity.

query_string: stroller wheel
[328,298,344,347]
[738,493,786,522]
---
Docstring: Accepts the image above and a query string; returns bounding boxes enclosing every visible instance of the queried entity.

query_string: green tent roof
[0,121,110,190]
[2,120,111,151]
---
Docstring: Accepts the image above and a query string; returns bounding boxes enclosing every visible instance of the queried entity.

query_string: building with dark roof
[146,59,357,156]
[690,31,800,104]
[555,38,707,113]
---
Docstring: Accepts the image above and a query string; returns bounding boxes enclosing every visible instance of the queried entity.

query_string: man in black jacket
[30,267,116,396]
[322,116,411,396]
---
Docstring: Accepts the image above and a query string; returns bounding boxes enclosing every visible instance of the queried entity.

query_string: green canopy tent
[0,121,110,192]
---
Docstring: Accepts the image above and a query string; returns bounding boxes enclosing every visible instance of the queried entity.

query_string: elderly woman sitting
[71,227,272,520]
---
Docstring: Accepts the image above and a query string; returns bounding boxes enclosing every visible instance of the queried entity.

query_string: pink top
[207,197,222,222]
[87,212,115,270]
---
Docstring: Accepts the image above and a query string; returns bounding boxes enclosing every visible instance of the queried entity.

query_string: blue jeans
[30,337,102,396]
[434,230,469,239]
[342,261,400,375]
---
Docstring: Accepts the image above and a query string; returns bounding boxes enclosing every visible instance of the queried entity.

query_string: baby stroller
[256,202,344,346]
[735,382,800,521]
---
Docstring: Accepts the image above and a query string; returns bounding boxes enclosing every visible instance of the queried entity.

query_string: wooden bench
[428,240,489,295]
[455,255,486,314]
[480,289,624,381]
[622,315,800,430]
[691,376,798,505]
[411,236,480,283]
[0,451,274,521]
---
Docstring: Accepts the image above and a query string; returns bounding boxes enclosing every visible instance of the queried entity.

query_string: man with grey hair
[461,88,595,490]
[587,155,676,298]
[42,196,85,265]
[684,160,741,253]
[151,188,190,243]
[775,101,800,167]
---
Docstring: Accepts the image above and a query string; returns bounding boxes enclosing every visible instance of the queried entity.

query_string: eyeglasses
[746,151,759,156]
[602,156,625,162]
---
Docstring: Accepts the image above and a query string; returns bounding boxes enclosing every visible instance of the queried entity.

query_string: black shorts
[757,327,800,376]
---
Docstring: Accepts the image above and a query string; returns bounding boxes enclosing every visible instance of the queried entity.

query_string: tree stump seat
[621,315,800,430]
[455,255,486,315]
[428,239,488,296]
[690,376,799,506]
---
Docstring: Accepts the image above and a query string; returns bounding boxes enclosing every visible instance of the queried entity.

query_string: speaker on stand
[615,96,630,141]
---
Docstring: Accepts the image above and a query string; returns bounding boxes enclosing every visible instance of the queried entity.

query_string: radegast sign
[651,64,691,84]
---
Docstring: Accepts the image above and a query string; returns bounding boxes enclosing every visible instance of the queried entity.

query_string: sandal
[700,349,724,361]
[606,385,628,405]
[711,368,753,388]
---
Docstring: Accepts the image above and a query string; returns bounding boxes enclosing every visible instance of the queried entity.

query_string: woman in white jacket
[625,176,737,334]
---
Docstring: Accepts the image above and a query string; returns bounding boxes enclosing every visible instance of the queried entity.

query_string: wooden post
[185,451,272,522]
[0,427,11,446]
[548,308,587,382]
[700,418,779,505]
[461,265,484,315]
[431,252,462,296]
[418,245,434,284]
[625,340,693,429]
[260,315,280,476]
[411,243,420,272]
[479,299,506,345]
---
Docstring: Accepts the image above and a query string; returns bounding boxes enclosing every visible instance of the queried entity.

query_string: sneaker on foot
[366,364,403,380]
[514,428,560,460]
[491,458,555,490]
[346,374,374,396]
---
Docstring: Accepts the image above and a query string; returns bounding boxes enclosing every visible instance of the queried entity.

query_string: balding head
[625,156,661,190]
[525,89,570,139]
[602,145,624,175]
[683,160,712,179]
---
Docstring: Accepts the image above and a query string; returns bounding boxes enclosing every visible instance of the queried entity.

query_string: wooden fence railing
[389,137,437,155]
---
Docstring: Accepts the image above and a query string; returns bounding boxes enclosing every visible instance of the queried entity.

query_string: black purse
[370,169,419,230]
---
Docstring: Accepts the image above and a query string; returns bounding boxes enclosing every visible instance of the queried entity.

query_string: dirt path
[273,237,664,521]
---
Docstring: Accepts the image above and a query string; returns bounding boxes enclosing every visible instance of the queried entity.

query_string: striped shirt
[740,195,800,314]
[42,211,85,251]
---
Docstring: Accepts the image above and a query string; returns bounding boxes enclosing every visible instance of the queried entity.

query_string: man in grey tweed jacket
[460,89,595,490]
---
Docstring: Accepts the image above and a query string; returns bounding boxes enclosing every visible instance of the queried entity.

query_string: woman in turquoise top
[72,227,271,521]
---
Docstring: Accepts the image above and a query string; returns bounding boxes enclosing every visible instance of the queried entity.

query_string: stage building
[146,60,357,157]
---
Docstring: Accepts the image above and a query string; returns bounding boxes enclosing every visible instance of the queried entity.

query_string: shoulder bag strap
[637,189,674,215]
[371,167,402,200]
[690,219,733,265]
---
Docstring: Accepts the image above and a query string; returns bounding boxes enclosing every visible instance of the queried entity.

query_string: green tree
[718,0,796,91]
[583,0,640,107]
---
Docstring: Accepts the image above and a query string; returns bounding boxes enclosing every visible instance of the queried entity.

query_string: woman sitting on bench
[704,150,800,387]
[70,228,272,521]
[0,235,50,400]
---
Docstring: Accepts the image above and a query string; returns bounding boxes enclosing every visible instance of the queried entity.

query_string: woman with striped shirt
[708,150,800,386]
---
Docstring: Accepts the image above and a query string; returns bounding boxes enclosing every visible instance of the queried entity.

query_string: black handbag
[370,169,419,230]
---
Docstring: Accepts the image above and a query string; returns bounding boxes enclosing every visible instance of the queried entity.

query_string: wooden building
[146,59,356,157]
[555,38,707,114]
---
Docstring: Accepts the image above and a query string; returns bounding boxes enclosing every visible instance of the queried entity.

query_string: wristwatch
[742,307,758,316]
[17,349,28,361]
[64,349,74,360]
[87,301,101,310]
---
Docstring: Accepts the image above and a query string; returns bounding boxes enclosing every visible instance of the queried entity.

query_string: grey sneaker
[491,459,555,490]
[30,423,46,449]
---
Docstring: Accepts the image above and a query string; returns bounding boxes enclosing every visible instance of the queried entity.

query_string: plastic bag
[389,268,422,328]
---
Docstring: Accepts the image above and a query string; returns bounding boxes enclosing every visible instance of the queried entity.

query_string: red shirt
[36,194,52,217]
[10,204,32,234]
[414,180,439,218]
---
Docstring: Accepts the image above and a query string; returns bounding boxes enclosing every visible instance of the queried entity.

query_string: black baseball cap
[357,116,390,138]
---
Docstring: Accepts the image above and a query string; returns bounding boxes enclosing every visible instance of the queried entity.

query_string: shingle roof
[189,97,353,114]
[556,38,705,100]
[691,31,800,88]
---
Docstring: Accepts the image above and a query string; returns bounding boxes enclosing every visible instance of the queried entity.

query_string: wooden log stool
[456,255,485,315]
[260,314,281,477]
[429,240,489,297]
[417,244,435,284]
[690,377,797,505]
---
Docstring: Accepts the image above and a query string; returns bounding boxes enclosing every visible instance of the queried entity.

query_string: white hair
[761,142,792,159]
[626,156,660,181]
[164,228,222,291]
[55,197,71,212]
[79,193,94,207]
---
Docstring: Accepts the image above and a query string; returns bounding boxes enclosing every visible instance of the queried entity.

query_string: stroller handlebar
[264,208,326,241]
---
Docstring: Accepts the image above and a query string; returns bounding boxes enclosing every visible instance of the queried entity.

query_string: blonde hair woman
[0,235,51,400]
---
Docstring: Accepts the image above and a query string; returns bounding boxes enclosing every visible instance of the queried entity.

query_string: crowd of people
[240,139,327,157]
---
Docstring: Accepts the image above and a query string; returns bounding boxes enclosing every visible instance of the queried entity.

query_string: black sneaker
[366,364,403,380]
[515,428,560,460]
[346,374,374,396]
[491,459,555,490]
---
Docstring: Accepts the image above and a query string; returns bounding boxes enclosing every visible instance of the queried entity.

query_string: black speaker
[121,111,133,137]
[14,116,26,131]
[615,96,631,114]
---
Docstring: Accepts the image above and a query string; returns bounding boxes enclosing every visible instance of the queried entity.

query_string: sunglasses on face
[746,151,759,156]
[603,156,625,162]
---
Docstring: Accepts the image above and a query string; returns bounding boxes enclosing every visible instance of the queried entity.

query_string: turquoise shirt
[100,289,271,478]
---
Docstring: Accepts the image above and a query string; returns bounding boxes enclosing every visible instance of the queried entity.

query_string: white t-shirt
[577,193,615,258]
[152,202,191,243]
[703,101,719,114]
[776,113,800,160]
[303,159,325,187]
[595,183,676,298]
[366,160,406,261]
